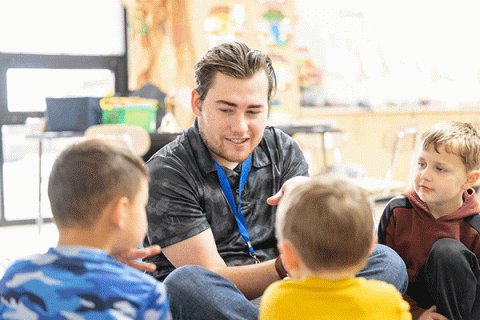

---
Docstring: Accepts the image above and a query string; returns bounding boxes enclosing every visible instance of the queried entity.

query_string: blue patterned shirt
[0,246,171,319]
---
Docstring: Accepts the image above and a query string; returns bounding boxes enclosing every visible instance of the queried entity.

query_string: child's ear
[278,240,300,273]
[464,170,480,190]
[370,235,377,255]
[110,197,130,230]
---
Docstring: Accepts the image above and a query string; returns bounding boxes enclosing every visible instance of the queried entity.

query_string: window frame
[0,8,129,226]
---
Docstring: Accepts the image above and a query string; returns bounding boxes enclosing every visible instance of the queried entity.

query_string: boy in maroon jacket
[378,121,480,320]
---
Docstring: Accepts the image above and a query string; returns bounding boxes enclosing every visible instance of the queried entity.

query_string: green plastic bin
[102,105,158,133]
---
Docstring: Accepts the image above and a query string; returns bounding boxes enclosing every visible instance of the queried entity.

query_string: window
[7,69,115,112]
[0,0,128,226]
[0,0,125,55]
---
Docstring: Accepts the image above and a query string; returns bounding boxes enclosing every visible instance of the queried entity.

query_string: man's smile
[227,138,248,144]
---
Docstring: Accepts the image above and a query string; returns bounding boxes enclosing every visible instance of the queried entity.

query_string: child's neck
[291,264,361,281]
[57,228,113,254]
[427,195,464,220]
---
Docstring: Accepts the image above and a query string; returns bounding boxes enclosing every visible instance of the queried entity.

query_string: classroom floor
[0,201,388,277]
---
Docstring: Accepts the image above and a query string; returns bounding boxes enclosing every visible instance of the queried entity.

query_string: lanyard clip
[250,252,261,264]
[248,242,260,264]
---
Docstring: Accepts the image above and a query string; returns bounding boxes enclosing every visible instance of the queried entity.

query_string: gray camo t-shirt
[144,119,309,281]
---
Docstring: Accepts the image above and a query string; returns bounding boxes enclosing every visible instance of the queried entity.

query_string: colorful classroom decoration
[297,47,324,106]
[204,5,245,48]
[269,53,293,92]
[256,9,292,47]
[257,0,289,6]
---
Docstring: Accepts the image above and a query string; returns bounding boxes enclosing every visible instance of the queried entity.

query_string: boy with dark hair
[0,138,171,319]
[260,177,411,320]
[378,121,480,320]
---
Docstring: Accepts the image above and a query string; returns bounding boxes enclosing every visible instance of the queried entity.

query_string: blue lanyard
[214,155,260,263]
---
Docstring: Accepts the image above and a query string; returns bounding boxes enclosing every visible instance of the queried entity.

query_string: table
[30,131,180,233]
[28,131,84,233]
[275,123,343,169]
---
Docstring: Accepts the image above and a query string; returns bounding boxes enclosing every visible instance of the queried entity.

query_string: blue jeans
[359,243,408,294]
[164,244,407,320]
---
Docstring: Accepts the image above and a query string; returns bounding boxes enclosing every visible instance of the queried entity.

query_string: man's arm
[163,175,310,299]
[162,228,280,300]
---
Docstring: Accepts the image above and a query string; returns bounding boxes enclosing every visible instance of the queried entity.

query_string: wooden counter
[293,106,480,189]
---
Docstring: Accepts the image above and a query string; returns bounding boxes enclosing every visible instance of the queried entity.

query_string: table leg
[37,137,42,235]
[320,133,327,169]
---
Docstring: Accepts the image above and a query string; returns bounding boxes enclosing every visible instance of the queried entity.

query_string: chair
[84,124,151,157]
[321,127,419,200]
[352,127,419,199]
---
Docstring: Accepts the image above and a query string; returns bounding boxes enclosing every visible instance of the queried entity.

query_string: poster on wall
[204,5,245,48]
[268,53,293,92]
[257,0,289,6]
[256,9,292,48]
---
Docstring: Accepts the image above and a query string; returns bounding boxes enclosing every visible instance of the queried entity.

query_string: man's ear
[109,197,130,230]
[278,240,300,273]
[191,89,201,116]
[464,170,480,190]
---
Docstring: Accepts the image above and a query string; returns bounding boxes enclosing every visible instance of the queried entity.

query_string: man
[144,41,407,320]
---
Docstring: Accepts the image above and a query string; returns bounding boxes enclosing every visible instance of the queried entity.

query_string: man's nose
[231,114,248,133]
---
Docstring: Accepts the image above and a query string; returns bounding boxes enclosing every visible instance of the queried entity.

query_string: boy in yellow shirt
[260,177,411,320]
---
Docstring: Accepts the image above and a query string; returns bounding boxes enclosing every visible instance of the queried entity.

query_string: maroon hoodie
[378,188,480,319]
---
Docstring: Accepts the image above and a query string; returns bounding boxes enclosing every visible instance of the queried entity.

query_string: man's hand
[267,176,310,206]
[419,306,449,320]
[114,245,161,273]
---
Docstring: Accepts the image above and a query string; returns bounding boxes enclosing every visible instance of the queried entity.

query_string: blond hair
[422,121,480,172]
[48,138,148,228]
[277,177,374,271]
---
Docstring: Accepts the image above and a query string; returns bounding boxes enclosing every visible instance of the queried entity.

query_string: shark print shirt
[0,246,171,320]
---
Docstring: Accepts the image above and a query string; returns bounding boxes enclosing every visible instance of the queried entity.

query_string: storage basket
[100,97,158,133]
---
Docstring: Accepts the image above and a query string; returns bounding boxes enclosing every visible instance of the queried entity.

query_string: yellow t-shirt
[259,277,411,320]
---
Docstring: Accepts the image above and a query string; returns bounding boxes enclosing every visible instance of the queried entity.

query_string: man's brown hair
[277,177,374,271]
[422,121,480,172]
[194,41,277,104]
[48,138,148,228]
